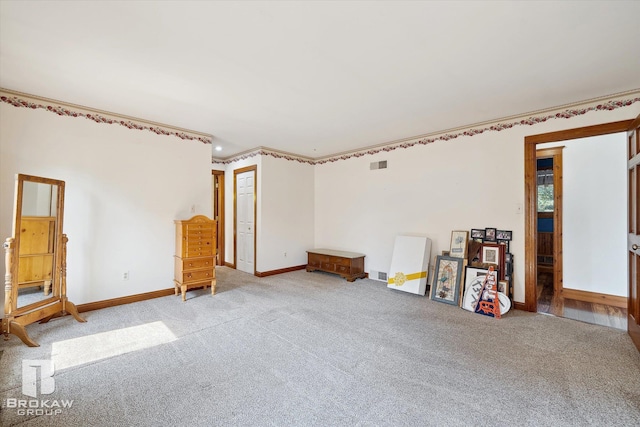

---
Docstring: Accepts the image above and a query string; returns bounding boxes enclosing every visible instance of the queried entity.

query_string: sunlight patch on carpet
[51,321,177,370]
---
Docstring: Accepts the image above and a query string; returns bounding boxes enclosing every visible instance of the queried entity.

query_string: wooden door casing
[524,120,633,312]
[627,115,640,352]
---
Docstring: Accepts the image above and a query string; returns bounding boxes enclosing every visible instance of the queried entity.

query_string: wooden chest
[306,249,366,282]
[174,215,217,301]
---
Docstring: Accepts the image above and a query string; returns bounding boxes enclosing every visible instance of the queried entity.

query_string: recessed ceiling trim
[0,88,213,144]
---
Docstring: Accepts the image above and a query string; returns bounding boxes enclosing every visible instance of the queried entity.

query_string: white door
[236,169,255,274]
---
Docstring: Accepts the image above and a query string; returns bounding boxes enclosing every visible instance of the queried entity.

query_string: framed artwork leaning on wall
[449,230,469,259]
[430,255,465,306]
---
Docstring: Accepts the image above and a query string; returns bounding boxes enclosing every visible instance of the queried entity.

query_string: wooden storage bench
[306,249,366,282]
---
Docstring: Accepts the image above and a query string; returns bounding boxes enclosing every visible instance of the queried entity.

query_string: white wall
[314,105,640,303]
[258,155,314,272]
[0,104,212,306]
[540,133,627,296]
[221,154,315,273]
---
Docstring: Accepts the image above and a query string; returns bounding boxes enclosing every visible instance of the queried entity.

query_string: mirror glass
[16,181,59,308]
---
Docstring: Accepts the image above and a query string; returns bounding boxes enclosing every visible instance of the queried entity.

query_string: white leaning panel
[387,235,432,295]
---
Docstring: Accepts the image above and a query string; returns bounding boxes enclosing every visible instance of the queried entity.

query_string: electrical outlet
[123,271,129,280]
[284,252,287,257]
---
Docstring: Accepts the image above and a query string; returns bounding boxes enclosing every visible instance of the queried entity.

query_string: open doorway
[525,121,631,330]
[535,147,563,318]
[212,170,225,266]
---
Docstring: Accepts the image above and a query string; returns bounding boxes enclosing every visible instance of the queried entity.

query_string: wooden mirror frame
[2,174,85,347]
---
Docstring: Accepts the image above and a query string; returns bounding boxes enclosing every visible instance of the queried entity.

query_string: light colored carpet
[1,266,639,426]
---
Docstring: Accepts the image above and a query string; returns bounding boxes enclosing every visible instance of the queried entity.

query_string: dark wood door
[628,114,640,352]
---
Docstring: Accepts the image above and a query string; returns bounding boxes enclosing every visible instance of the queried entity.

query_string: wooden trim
[552,150,563,296]
[513,302,527,311]
[233,165,257,274]
[255,265,306,277]
[524,120,634,312]
[525,120,633,145]
[211,170,225,266]
[224,261,235,269]
[524,138,538,311]
[536,146,565,159]
[76,288,175,313]
[561,288,628,309]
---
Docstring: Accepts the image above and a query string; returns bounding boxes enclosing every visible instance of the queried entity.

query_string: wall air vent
[369,270,388,282]
[370,160,388,170]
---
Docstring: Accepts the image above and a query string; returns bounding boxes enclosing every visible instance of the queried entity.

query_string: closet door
[235,167,256,274]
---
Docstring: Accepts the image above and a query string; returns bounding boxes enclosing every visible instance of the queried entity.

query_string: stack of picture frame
[430,228,514,316]
[469,227,513,299]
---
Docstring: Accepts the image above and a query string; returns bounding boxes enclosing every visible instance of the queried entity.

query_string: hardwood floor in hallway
[537,272,627,330]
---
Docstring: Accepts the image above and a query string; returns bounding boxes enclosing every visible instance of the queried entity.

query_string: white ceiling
[1,1,639,159]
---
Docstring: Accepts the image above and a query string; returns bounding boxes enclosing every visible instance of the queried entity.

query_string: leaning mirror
[2,174,85,347]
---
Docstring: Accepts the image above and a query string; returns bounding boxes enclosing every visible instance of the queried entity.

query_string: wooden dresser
[174,215,216,301]
[306,249,366,282]
[18,216,56,295]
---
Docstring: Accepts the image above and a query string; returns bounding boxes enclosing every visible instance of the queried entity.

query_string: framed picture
[498,280,509,297]
[449,230,469,259]
[481,246,500,265]
[505,253,513,263]
[470,229,485,240]
[462,266,498,312]
[496,230,512,241]
[480,243,506,280]
[430,256,464,306]
[483,227,497,242]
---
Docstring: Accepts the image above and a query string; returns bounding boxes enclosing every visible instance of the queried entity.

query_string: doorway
[525,121,632,330]
[535,147,563,318]
[212,170,225,266]
[234,166,256,274]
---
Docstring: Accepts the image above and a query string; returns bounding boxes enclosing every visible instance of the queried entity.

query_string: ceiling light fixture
[215,146,222,151]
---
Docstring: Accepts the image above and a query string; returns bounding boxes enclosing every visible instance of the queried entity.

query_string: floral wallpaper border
[0,92,212,144]
[214,96,640,165]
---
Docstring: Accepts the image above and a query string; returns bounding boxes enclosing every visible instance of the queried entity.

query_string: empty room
[1,1,639,426]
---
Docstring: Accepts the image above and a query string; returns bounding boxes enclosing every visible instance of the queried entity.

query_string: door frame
[233,165,257,274]
[535,146,564,300]
[627,115,640,351]
[524,119,633,312]
[211,170,225,266]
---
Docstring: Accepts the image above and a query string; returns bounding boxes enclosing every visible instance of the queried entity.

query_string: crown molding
[212,146,315,165]
[217,89,640,166]
[0,88,212,144]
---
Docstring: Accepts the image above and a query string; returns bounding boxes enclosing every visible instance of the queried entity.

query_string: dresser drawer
[336,264,351,274]
[179,269,215,283]
[185,240,213,256]
[181,257,214,270]
[321,262,336,272]
[186,223,214,232]
[331,256,352,267]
